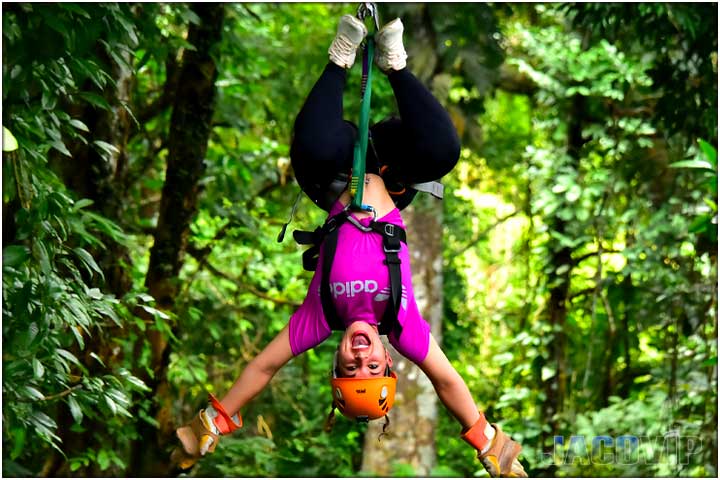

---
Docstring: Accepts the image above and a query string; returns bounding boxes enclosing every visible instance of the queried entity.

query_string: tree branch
[496,63,538,96]
[186,248,301,308]
[572,249,621,266]
[40,384,83,402]
[569,287,595,301]
[241,4,261,22]
[134,55,181,127]
[453,209,520,257]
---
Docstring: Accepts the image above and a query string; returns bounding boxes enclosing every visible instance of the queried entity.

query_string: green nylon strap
[350,35,374,212]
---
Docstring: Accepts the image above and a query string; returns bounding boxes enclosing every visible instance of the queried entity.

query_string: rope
[350,36,375,212]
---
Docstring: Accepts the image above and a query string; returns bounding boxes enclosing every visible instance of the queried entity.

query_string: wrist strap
[460,412,490,451]
[208,393,243,434]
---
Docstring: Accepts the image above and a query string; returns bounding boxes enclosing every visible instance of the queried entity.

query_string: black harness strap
[320,224,344,332]
[294,211,406,338]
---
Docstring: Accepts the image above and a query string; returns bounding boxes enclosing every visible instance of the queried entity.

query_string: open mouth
[351,332,371,350]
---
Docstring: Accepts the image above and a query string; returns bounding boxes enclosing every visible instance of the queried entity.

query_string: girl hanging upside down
[174,13,527,478]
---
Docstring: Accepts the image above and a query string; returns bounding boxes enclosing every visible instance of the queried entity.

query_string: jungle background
[2,2,717,477]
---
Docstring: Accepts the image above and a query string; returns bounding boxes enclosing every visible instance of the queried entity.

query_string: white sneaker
[374,18,408,72]
[328,15,368,69]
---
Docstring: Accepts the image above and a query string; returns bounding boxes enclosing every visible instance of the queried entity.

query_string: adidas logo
[329,280,379,298]
[373,286,408,310]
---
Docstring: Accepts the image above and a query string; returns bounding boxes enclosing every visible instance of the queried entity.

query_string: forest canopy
[2,2,717,477]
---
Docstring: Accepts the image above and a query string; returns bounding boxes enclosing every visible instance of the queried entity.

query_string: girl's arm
[219,324,294,417]
[418,333,481,429]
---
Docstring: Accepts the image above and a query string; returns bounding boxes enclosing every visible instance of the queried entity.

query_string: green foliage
[441,3,716,477]
[2,3,155,475]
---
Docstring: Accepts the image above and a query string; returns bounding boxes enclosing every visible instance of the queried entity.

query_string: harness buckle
[325,216,338,233]
[345,213,373,233]
[383,224,396,237]
[383,243,401,254]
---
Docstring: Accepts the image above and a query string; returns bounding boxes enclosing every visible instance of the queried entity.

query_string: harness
[293,207,405,338]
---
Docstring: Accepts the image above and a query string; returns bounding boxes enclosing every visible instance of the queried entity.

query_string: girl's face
[336,321,393,378]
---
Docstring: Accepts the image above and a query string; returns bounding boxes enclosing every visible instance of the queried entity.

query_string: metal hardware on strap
[383,241,401,255]
[277,189,303,243]
[357,3,380,31]
[410,181,444,199]
[344,214,373,233]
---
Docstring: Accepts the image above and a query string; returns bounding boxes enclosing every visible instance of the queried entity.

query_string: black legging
[291,62,460,211]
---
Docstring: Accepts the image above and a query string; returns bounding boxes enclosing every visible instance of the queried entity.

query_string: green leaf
[32,358,45,379]
[3,126,19,151]
[492,352,514,365]
[51,139,72,157]
[59,3,91,19]
[118,369,150,391]
[541,366,556,381]
[668,159,715,171]
[73,247,103,279]
[565,184,582,202]
[77,92,112,110]
[23,385,45,401]
[136,293,154,303]
[30,410,58,430]
[56,348,81,366]
[66,297,92,327]
[97,449,110,470]
[10,428,26,460]
[107,388,130,408]
[69,119,90,132]
[698,139,717,168]
[105,395,117,415]
[35,242,52,274]
[140,304,170,320]
[3,245,30,267]
[93,140,120,157]
[87,287,103,300]
[72,198,94,211]
[70,325,86,349]
[67,395,83,423]
[139,410,160,428]
[90,352,106,367]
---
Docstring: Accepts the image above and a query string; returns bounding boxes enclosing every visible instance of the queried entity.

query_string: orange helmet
[330,354,397,422]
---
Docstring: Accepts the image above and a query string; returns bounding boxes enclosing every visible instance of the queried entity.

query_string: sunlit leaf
[32,358,45,379]
[3,126,19,151]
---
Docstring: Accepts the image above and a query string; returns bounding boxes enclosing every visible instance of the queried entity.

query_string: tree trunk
[542,91,586,443]
[360,195,443,476]
[129,4,225,476]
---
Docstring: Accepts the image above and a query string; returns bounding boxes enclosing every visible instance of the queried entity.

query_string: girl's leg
[370,68,460,184]
[291,63,357,205]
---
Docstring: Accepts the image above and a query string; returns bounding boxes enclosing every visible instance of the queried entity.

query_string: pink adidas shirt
[288,202,431,365]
